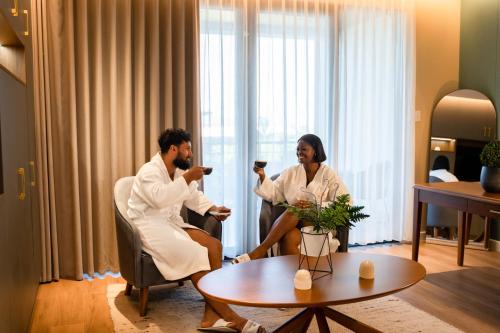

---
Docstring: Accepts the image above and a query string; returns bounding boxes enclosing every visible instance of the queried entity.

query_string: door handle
[11,0,18,16]
[17,168,25,200]
[23,9,29,36]
[29,161,35,186]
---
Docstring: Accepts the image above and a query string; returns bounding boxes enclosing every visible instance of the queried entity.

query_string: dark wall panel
[460,0,500,241]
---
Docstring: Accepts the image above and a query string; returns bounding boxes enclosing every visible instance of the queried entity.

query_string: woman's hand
[293,200,313,209]
[253,166,266,183]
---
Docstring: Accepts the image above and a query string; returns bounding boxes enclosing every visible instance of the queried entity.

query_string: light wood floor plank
[29,244,500,333]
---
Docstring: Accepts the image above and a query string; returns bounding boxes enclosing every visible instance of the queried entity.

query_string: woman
[233,134,350,263]
[429,155,458,182]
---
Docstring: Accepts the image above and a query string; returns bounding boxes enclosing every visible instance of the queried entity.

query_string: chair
[426,176,459,238]
[259,174,350,254]
[113,176,221,316]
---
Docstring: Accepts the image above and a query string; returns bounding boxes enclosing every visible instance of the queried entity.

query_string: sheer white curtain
[335,1,415,244]
[200,0,415,256]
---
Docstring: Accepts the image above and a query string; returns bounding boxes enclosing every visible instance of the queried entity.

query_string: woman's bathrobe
[254,163,350,207]
[127,153,214,281]
[254,163,351,253]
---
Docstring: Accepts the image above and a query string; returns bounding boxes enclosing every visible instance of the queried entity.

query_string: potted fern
[480,140,500,193]
[282,186,369,278]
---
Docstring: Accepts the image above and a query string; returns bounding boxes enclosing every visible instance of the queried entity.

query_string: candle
[359,260,375,279]
[294,269,312,290]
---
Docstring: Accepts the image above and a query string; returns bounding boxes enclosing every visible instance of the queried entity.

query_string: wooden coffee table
[198,253,426,333]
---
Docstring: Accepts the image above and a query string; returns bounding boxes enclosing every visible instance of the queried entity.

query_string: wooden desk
[199,254,425,333]
[413,182,500,266]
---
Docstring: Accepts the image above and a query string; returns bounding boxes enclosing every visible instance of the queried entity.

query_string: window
[200,1,415,255]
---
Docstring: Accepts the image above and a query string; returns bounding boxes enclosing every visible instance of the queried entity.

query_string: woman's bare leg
[279,228,301,255]
[185,229,250,331]
[248,211,299,259]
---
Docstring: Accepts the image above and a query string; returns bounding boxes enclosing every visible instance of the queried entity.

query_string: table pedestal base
[273,306,383,333]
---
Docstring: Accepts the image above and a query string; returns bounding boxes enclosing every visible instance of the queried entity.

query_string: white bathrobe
[128,153,214,281]
[254,163,350,206]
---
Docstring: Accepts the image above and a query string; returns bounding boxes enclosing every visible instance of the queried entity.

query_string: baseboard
[425,237,489,251]
[489,239,500,252]
[383,233,499,251]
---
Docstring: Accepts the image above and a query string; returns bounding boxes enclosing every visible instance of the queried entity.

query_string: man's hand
[208,205,232,221]
[183,166,205,184]
[253,166,265,183]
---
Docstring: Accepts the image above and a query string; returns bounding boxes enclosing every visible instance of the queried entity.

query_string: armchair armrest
[185,208,222,240]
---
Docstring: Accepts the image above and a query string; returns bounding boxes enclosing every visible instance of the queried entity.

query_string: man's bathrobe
[128,153,213,281]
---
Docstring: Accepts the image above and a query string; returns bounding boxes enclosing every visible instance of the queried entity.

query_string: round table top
[198,253,426,308]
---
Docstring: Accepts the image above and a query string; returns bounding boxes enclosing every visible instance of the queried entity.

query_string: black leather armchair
[259,174,349,254]
[113,176,221,316]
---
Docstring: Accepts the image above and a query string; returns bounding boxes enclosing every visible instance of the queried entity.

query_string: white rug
[107,282,463,333]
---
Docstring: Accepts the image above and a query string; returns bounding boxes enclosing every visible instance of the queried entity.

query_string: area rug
[107,282,463,333]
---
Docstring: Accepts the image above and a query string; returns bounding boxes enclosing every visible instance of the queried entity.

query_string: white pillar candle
[359,260,375,279]
[294,269,312,290]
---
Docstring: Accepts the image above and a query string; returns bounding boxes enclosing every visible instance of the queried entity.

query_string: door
[0,67,34,333]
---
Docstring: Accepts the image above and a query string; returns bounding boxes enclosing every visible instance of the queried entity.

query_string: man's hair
[432,155,450,171]
[298,134,327,163]
[158,128,191,154]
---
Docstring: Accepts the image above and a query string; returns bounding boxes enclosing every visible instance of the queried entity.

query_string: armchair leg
[124,283,132,296]
[139,287,149,316]
[178,281,184,287]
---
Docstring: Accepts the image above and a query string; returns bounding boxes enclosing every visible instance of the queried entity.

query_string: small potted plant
[282,184,369,278]
[480,140,500,193]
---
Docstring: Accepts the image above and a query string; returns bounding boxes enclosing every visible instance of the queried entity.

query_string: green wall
[459,0,500,241]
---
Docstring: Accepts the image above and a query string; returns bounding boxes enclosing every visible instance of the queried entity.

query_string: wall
[460,0,498,112]
[415,0,461,186]
[460,0,500,241]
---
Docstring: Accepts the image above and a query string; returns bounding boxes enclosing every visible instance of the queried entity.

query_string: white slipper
[198,319,237,332]
[242,319,266,333]
[231,253,251,264]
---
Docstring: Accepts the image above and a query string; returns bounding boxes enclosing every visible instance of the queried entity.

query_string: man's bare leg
[248,211,299,259]
[185,229,251,332]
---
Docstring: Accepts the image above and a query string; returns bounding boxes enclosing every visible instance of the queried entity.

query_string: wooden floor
[29,243,500,333]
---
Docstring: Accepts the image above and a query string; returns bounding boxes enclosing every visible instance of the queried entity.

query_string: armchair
[113,176,221,316]
[259,174,349,254]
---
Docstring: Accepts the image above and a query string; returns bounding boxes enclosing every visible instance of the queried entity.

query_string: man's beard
[173,155,191,170]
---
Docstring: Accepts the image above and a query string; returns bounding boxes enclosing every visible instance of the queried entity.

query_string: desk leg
[484,217,491,249]
[457,211,466,266]
[412,188,423,261]
[465,213,472,245]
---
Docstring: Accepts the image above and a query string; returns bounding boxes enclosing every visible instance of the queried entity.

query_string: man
[128,128,264,333]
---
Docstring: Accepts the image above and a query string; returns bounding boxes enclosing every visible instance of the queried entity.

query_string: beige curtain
[31,0,201,281]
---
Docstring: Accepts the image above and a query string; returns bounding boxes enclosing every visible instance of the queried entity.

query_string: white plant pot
[300,226,331,257]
